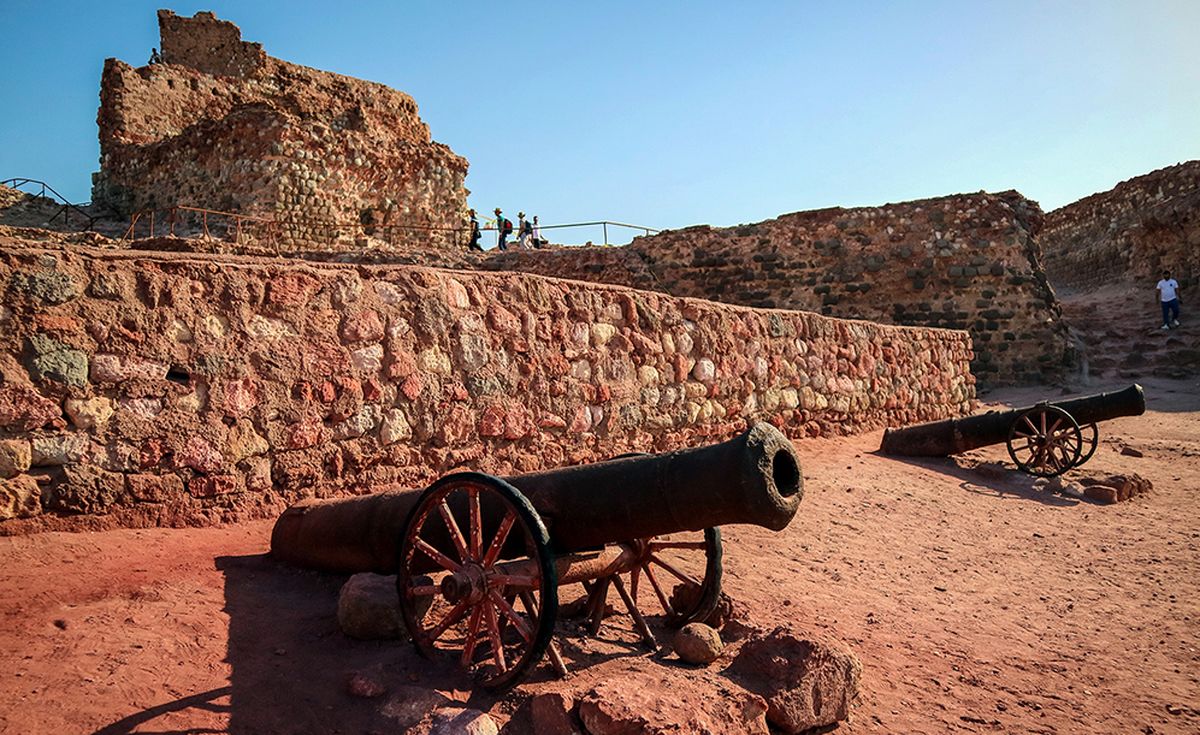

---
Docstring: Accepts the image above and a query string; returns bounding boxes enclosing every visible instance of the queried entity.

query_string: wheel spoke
[425,600,469,643]
[438,500,470,563]
[482,511,517,567]
[461,604,485,667]
[490,590,533,642]
[1040,410,1047,436]
[414,537,462,573]
[642,562,673,616]
[630,565,641,602]
[1022,415,1038,435]
[649,554,702,588]
[485,600,507,674]
[469,487,482,559]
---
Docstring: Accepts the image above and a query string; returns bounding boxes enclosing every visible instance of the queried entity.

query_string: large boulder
[578,671,768,735]
[725,625,862,734]
[337,572,421,640]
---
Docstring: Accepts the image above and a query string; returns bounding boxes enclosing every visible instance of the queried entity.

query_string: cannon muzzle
[880,383,1146,457]
[272,422,803,573]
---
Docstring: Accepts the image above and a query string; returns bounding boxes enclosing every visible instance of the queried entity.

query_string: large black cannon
[272,422,803,690]
[880,384,1145,476]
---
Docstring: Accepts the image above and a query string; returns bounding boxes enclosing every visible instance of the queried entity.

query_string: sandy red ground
[1,376,1197,734]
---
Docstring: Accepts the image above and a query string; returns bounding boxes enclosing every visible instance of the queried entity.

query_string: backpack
[502,218,513,235]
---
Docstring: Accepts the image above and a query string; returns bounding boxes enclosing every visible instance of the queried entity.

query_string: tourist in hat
[467,209,483,252]
[494,207,511,251]
[517,211,533,250]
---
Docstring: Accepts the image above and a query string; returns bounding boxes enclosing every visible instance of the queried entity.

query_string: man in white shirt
[1156,270,1181,329]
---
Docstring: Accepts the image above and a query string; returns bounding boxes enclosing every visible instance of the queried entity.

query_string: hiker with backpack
[518,212,534,249]
[494,207,513,251]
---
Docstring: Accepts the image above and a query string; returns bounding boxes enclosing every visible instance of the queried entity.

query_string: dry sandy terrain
[1,376,1197,734]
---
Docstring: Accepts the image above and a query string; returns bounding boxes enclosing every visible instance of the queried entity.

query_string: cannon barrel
[272,422,803,574]
[880,383,1146,457]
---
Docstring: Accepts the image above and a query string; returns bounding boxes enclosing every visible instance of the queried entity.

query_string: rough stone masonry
[91,10,469,250]
[0,244,973,531]
[483,191,1076,386]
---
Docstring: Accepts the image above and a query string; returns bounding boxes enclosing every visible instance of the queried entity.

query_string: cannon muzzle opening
[773,446,802,497]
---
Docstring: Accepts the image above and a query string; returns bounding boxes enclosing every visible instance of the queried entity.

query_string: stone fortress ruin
[92,10,468,250]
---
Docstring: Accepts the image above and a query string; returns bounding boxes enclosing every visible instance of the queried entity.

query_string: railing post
[603,222,608,246]
[149,210,155,238]
[203,209,209,239]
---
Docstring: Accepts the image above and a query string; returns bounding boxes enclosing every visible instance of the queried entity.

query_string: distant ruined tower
[92,10,469,249]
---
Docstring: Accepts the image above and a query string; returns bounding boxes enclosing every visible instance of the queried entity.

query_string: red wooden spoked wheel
[1006,404,1084,477]
[396,473,557,692]
[628,527,723,627]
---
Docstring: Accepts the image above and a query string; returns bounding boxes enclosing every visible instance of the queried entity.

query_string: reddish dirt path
[1,377,1197,734]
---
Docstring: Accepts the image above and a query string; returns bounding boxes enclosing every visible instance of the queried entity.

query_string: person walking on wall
[532,215,544,248]
[1157,270,1181,329]
[517,212,533,250]
[467,209,483,252]
[494,208,512,251]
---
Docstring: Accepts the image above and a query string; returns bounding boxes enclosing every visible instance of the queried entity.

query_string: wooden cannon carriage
[272,422,804,690]
[880,384,1146,477]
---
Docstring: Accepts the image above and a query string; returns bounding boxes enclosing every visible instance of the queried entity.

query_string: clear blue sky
[1,1,1197,238]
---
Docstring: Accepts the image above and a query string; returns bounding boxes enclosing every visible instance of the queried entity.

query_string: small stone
[379,686,450,729]
[673,622,723,664]
[1120,446,1144,457]
[0,440,33,478]
[0,385,61,431]
[530,692,582,735]
[429,707,499,735]
[1083,485,1119,504]
[27,334,89,388]
[30,434,89,466]
[346,671,387,698]
[351,344,384,373]
[379,408,412,444]
[0,475,41,519]
[64,397,114,430]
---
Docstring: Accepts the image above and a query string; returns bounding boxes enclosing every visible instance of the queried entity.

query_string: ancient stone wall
[1042,161,1200,292]
[484,193,1074,386]
[92,10,468,250]
[0,244,973,532]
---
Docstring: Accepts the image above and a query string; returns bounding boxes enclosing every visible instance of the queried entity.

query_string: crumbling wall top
[157,9,266,78]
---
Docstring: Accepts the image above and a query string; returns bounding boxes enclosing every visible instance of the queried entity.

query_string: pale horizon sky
[1,1,1197,238]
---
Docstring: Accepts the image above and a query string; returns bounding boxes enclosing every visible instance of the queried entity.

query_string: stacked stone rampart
[485,193,1074,386]
[92,10,468,250]
[0,244,973,532]
[1042,161,1200,292]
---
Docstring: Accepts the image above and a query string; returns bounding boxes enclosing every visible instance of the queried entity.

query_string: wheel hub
[441,562,487,604]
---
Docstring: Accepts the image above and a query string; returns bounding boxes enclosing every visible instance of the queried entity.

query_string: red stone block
[188,475,236,498]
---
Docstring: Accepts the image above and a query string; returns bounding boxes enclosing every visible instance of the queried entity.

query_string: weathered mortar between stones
[92,10,468,252]
[0,245,973,532]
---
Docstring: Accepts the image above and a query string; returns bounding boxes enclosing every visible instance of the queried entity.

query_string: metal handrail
[1,177,97,231]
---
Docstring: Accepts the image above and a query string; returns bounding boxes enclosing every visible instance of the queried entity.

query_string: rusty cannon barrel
[272,421,803,574]
[880,383,1145,457]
